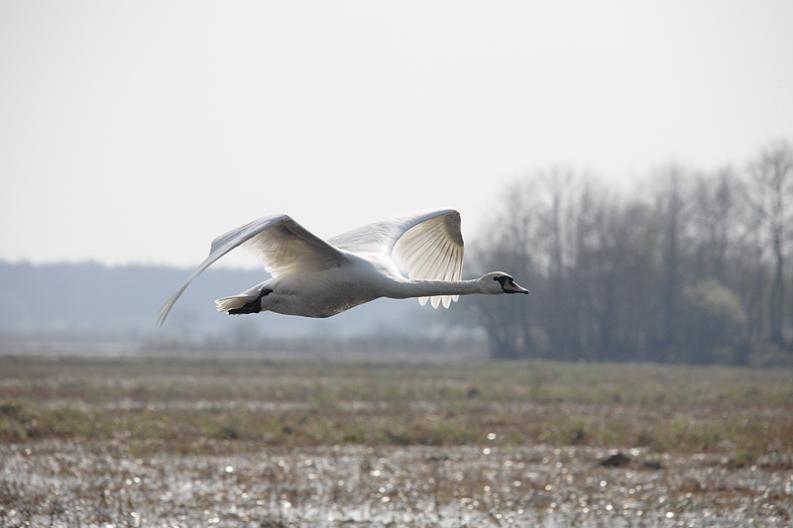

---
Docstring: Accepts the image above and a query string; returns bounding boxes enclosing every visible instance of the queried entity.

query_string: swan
[157,209,528,325]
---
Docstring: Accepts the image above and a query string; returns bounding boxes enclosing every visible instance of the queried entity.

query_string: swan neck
[399,279,481,298]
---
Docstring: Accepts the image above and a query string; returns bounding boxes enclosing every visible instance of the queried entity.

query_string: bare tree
[691,168,741,282]
[650,167,692,360]
[467,179,542,359]
[748,141,793,346]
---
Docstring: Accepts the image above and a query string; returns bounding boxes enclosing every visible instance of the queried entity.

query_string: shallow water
[1,441,790,527]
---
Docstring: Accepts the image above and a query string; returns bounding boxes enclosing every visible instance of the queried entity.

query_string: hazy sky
[2,0,792,267]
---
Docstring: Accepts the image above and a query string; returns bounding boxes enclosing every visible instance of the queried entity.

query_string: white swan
[157,209,528,326]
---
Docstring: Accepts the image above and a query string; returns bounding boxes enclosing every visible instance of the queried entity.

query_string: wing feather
[401,222,445,263]
[157,215,344,325]
[327,208,465,309]
[440,255,454,308]
[397,213,464,309]
[428,238,451,308]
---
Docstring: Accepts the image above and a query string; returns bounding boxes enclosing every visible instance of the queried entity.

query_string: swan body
[157,209,528,325]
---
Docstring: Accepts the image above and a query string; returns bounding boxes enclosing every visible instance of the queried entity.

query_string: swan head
[480,272,529,295]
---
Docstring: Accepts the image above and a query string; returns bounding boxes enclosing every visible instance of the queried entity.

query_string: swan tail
[215,287,272,315]
[215,295,253,313]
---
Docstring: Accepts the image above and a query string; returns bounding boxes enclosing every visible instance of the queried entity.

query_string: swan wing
[157,214,345,325]
[329,209,464,309]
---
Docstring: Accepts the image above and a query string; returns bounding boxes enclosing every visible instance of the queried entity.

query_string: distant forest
[459,140,793,366]
[0,262,426,342]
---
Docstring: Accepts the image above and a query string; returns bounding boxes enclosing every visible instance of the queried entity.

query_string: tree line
[462,140,793,365]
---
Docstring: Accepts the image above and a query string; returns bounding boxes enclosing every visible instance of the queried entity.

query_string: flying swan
[157,209,528,325]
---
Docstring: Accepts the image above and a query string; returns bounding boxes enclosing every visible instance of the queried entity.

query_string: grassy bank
[1,356,791,457]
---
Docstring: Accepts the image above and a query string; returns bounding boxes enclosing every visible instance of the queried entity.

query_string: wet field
[1,357,791,527]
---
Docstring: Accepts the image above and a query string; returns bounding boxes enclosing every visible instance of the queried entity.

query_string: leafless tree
[748,141,793,345]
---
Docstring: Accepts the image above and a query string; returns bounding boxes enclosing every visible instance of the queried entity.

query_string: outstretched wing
[157,214,345,326]
[329,209,464,309]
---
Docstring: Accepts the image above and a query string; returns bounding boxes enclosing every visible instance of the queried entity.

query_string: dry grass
[1,357,792,454]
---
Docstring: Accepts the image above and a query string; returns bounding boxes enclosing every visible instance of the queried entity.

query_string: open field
[1,356,792,526]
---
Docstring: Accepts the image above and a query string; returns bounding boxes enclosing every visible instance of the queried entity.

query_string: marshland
[1,356,791,527]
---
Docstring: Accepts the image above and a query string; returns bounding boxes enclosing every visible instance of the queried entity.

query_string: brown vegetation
[0,356,791,526]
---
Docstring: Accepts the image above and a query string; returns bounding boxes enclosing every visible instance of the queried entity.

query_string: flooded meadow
[0,357,791,527]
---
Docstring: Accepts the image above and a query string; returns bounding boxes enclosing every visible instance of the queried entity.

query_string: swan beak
[506,280,529,295]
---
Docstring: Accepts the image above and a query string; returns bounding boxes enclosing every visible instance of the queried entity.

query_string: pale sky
[2,0,792,267]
